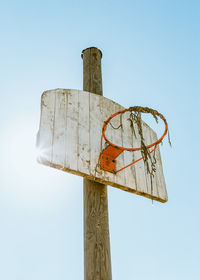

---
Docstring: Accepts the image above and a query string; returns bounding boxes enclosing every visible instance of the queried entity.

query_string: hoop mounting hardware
[100,145,123,173]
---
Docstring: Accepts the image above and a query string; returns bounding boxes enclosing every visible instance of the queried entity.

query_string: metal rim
[101,107,168,152]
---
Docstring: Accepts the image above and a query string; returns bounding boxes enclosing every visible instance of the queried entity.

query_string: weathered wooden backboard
[37,89,168,202]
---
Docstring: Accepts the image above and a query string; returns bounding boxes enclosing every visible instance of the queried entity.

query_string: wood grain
[82,47,112,280]
[37,88,168,203]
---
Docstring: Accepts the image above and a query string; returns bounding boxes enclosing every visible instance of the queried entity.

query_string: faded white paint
[37,89,168,202]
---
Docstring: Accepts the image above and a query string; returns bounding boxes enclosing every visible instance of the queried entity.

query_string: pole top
[81,47,103,59]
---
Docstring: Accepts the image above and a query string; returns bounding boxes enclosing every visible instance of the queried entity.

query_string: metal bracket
[100,145,123,173]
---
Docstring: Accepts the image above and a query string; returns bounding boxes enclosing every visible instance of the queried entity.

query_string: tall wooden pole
[82,47,112,280]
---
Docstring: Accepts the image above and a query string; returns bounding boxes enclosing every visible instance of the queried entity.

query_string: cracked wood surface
[82,47,112,280]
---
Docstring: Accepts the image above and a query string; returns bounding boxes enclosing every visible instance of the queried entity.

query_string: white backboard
[37,89,168,202]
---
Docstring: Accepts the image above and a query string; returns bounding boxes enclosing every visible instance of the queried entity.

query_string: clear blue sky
[0,1,199,279]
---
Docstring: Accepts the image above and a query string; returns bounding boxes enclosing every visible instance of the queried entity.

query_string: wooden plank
[100,99,125,186]
[37,89,168,203]
[142,122,158,198]
[66,89,79,172]
[150,129,168,201]
[78,91,90,174]
[37,90,55,164]
[121,110,137,191]
[51,89,66,167]
[89,92,103,178]
[130,119,148,195]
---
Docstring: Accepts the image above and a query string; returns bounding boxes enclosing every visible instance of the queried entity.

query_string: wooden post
[82,47,112,280]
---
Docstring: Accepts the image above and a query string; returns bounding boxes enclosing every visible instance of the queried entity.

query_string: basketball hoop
[100,106,168,174]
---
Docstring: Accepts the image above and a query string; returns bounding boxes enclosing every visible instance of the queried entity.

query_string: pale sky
[0,1,199,279]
